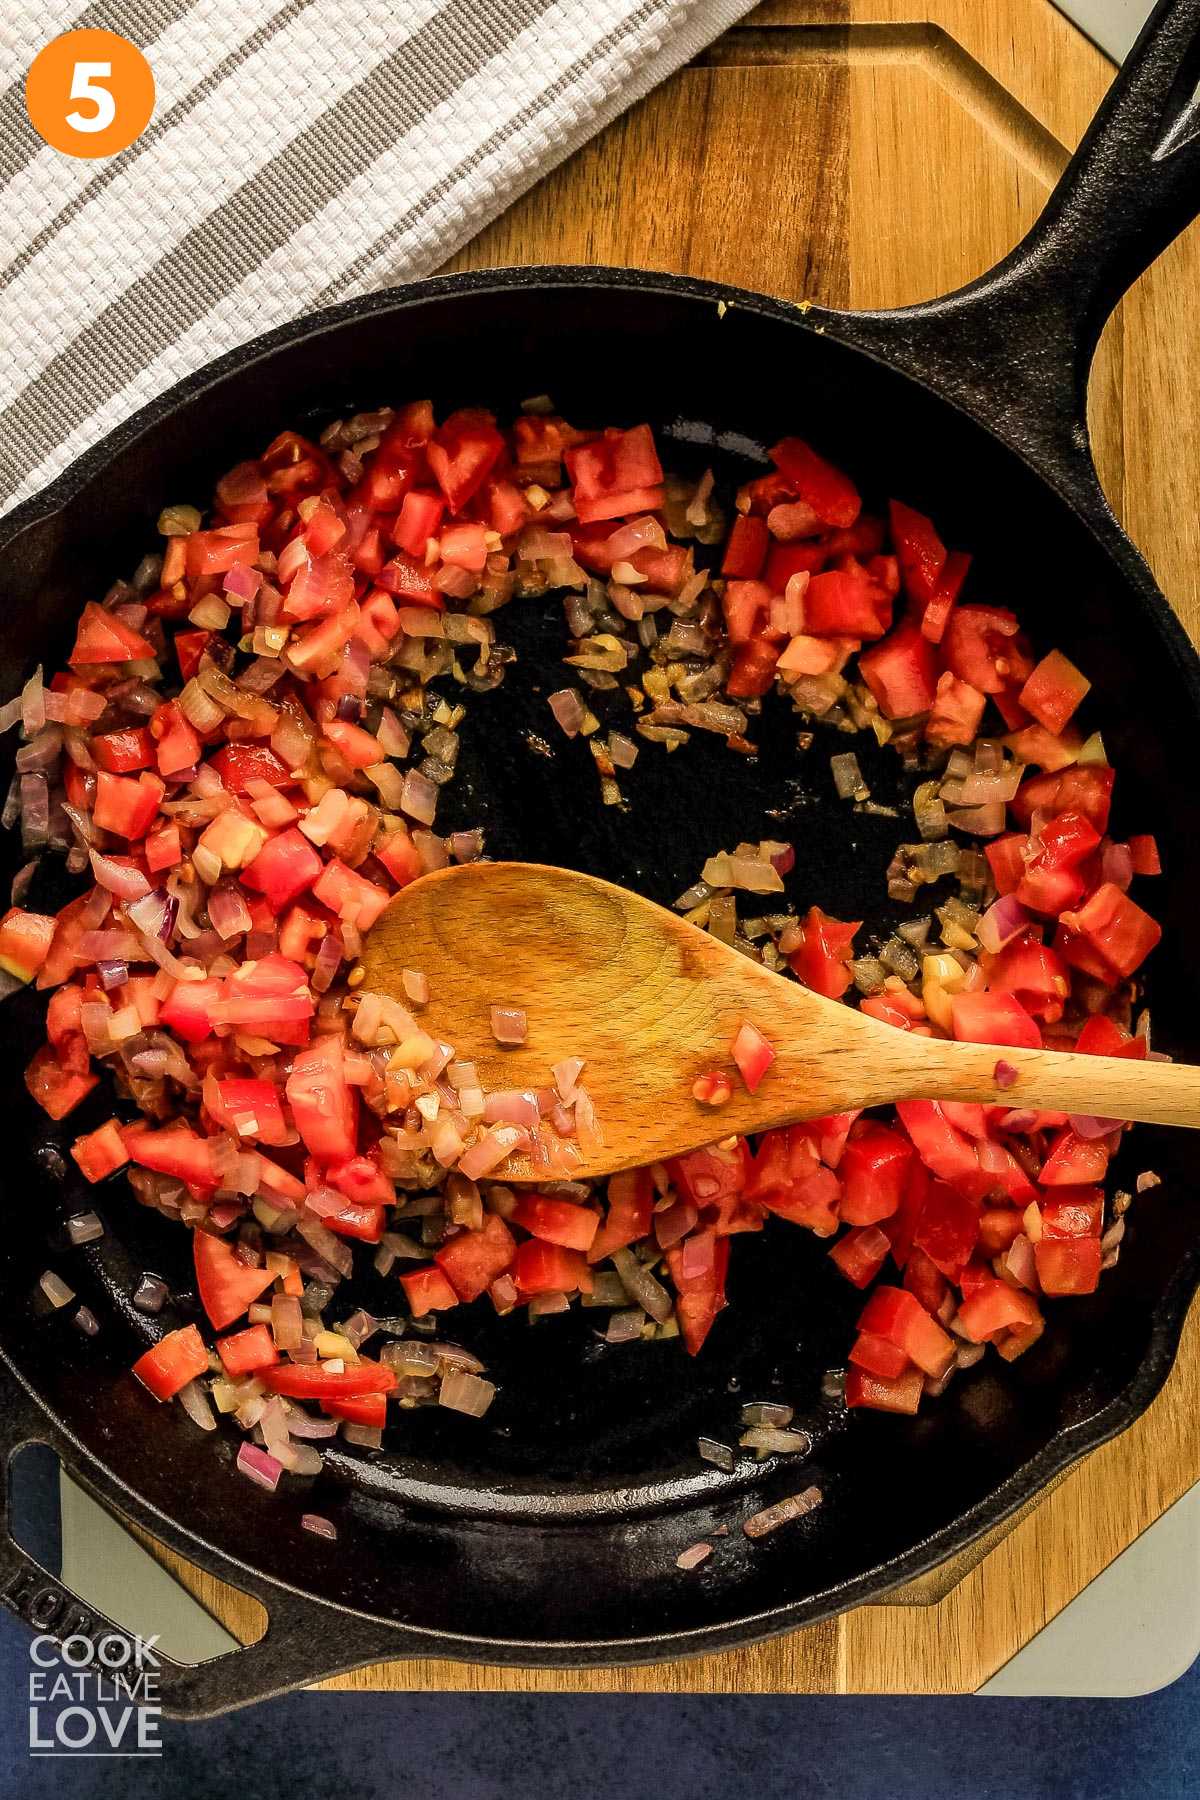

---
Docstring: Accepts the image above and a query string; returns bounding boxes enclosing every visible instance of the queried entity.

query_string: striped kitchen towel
[0,0,756,513]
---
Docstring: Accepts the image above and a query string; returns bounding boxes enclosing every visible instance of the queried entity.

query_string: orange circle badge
[25,29,155,159]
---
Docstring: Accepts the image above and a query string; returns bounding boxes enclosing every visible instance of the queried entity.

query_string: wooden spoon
[362,861,1199,1181]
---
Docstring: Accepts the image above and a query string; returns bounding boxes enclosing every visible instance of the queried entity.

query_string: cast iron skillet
[1,0,1199,1720]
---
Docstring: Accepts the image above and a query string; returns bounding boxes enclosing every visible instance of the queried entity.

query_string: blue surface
[0,1602,1195,1799]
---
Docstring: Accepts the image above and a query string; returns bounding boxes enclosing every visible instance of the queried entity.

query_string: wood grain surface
[144,0,1200,1692]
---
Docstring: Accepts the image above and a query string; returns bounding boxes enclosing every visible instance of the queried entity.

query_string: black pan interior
[3,273,1199,1657]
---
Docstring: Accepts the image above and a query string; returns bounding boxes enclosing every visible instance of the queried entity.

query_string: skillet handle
[824,0,1200,486]
[0,1366,407,1719]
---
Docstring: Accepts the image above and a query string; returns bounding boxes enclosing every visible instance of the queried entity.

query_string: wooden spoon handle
[872,1037,1200,1130]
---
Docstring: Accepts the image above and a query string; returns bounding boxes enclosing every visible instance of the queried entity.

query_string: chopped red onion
[1069,1112,1124,1139]
[90,849,152,901]
[237,1442,283,1491]
[548,688,586,738]
[66,1212,104,1246]
[301,1513,338,1539]
[993,1060,1019,1090]
[976,894,1031,954]
[490,1006,527,1045]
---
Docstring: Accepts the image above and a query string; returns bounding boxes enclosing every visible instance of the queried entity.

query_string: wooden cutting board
[146,0,1200,1692]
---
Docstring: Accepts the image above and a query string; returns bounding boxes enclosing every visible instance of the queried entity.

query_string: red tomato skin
[829,1225,892,1288]
[769,437,861,529]
[210,743,292,792]
[721,514,769,579]
[511,1193,600,1252]
[242,829,324,910]
[70,1119,129,1183]
[323,1393,387,1427]
[666,1231,730,1355]
[434,1214,517,1302]
[400,1265,459,1313]
[1035,1237,1102,1295]
[838,1125,914,1226]
[589,1168,655,1262]
[845,1366,924,1414]
[194,1229,276,1329]
[132,1326,209,1401]
[286,1036,358,1165]
[512,1241,593,1296]
[217,1324,279,1377]
[262,1361,396,1400]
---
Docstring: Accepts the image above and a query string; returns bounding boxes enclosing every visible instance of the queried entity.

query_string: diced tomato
[725,633,781,698]
[1019,649,1090,735]
[1039,1128,1110,1187]
[125,1124,218,1195]
[589,1168,655,1262]
[722,514,769,579]
[173,629,215,682]
[920,550,971,645]
[132,1325,209,1401]
[845,1366,924,1414]
[849,1331,910,1379]
[722,580,772,646]
[804,562,890,639]
[911,1180,980,1277]
[566,424,664,524]
[984,935,1071,1024]
[242,828,323,910]
[512,1240,593,1296]
[193,1229,275,1329]
[857,1284,955,1379]
[92,727,155,773]
[427,410,506,512]
[93,770,165,840]
[1058,883,1161,981]
[957,1278,1041,1342]
[985,834,1028,897]
[150,700,201,779]
[670,1139,750,1210]
[159,977,221,1044]
[145,823,182,872]
[829,1224,892,1288]
[70,601,157,666]
[511,1192,599,1253]
[210,1077,289,1146]
[210,743,291,792]
[185,525,259,581]
[70,1119,130,1183]
[434,1213,516,1302]
[438,521,490,572]
[286,1036,358,1165]
[1011,764,1114,834]
[262,1360,396,1401]
[769,437,860,528]
[858,620,938,718]
[1040,1188,1104,1238]
[399,1264,460,1314]
[752,1148,841,1235]
[1035,1236,1102,1295]
[1073,1015,1146,1060]
[838,1124,914,1226]
[787,904,860,999]
[942,604,1032,695]
[666,1230,730,1355]
[311,1393,383,1430]
[393,489,445,556]
[25,1046,98,1119]
[320,1200,385,1243]
[888,500,945,603]
[1127,834,1162,877]
[310,858,392,932]
[0,908,56,983]
[902,1243,949,1314]
[217,1324,279,1377]
[951,990,1041,1051]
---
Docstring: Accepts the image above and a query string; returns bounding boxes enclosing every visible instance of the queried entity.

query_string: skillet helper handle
[0,1365,405,1719]
[871,1039,1200,1131]
[823,0,1200,475]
